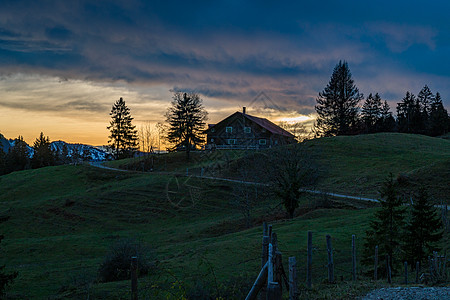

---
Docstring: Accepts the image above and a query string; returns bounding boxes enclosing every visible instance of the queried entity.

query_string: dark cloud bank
[1,0,449,115]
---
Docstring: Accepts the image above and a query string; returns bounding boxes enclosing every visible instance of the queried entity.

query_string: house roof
[205,111,295,138]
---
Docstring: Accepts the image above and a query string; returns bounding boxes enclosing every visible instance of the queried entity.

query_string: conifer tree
[0,149,5,175]
[59,144,70,164]
[31,132,55,169]
[417,85,434,133]
[361,93,383,133]
[315,61,363,136]
[378,100,396,132]
[5,136,30,172]
[166,92,208,159]
[396,91,419,133]
[403,188,443,267]
[107,97,138,159]
[363,174,406,275]
[417,85,434,115]
[429,92,449,136]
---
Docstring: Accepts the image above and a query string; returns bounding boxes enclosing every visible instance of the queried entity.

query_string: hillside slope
[304,133,450,200]
[0,164,379,298]
[1,133,448,298]
[131,133,449,201]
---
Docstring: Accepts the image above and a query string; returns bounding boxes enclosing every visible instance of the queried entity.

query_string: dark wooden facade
[204,109,296,149]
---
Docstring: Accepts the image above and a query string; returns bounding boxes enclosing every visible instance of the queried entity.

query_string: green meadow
[0,133,448,298]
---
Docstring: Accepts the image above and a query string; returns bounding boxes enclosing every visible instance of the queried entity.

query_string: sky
[1,0,449,145]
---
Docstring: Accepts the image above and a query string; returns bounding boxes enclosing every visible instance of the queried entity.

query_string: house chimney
[243,107,246,114]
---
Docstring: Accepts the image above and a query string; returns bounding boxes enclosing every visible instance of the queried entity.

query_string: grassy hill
[109,133,450,202]
[0,164,377,299]
[0,133,448,298]
[304,133,450,200]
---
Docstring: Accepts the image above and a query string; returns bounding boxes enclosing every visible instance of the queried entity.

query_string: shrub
[98,238,157,282]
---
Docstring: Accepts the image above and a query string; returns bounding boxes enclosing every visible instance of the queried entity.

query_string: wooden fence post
[386,255,391,284]
[307,231,312,289]
[262,235,269,268]
[275,251,283,294]
[289,257,297,300]
[429,256,433,280]
[433,251,438,276]
[352,235,356,281]
[272,233,278,251]
[268,225,273,243]
[374,245,378,280]
[260,224,269,300]
[326,235,334,283]
[131,256,138,300]
[415,261,420,283]
[267,243,281,300]
[267,282,281,300]
[404,261,408,285]
[268,243,274,283]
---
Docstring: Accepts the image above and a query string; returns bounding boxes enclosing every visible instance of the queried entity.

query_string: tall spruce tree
[429,92,449,136]
[361,93,383,133]
[107,97,138,159]
[396,91,419,133]
[315,61,363,136]
[31,132,54,169]
[417,85,434,133]
[363,174,406,275]
[417,85,434,115]
[378,100,396,132]
[403,188,442,267]
[166,92,208,159]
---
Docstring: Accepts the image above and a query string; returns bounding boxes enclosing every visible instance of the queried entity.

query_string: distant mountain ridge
[51,141,108,161]
[0,134,108,161]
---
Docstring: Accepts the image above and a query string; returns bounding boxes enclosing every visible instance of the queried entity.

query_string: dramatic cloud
[0,1,449,144]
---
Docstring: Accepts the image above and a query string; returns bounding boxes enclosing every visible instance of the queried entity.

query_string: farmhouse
[204,108,296,149]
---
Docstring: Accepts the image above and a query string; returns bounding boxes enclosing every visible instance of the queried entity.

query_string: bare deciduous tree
[138,122,156,155]
[231,158,263,228]
[155,122,167,153]
[268,144,318,218]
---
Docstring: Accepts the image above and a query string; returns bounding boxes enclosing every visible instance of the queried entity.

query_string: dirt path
[89,162,450,210]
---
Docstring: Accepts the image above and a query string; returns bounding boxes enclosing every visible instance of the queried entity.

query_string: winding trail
[89,162,450,209]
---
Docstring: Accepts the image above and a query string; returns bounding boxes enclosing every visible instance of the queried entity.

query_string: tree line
[0,133,96,176]
[315,61,449,137]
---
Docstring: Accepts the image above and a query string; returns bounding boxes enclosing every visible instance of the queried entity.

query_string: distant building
[204,107,296,149]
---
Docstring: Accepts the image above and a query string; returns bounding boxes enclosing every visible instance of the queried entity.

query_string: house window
[259,139,267,145]
[226,126,233,133]
[244,127,251,133]
[227,139,236,145]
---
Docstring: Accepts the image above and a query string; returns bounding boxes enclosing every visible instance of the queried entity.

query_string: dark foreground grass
[1,133,449,298]
[0,164,380,299]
